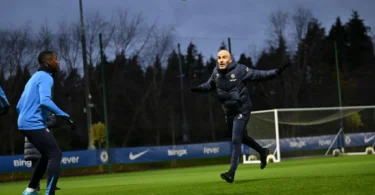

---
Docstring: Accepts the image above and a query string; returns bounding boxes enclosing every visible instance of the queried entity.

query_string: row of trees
[0,8,374,155]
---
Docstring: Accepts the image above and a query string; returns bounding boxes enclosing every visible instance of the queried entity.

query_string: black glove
[276,61,290,76]
[190,86,203,93]
[61,116,76,130]
[46,114,57,128]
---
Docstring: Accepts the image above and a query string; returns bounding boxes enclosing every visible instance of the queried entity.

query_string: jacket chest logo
[230,74,236,82]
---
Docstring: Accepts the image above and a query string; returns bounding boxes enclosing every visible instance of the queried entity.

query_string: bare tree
[120,26,176,146]
[141,26,176,67]
[0,31,8,73]
[36,20,55,51]
[139,27,176,145]
[0,24,36,76]
[56,21,81,71]
[110,9,154,57]
[108,14,176,146]
[257,9,293,109]
[0,24,36,154]
[291,7,313,51]
[267,9,289,49]
[84,11,115,66]
[147,60,167,146]
[121,82,153,147]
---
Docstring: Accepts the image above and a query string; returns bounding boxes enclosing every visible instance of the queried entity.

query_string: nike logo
[262,142,274,148]
[364,135,375,143]
[129,150,149,160]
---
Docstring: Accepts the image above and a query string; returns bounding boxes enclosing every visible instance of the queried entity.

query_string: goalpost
[242,105,375,164]
[242,109,281,164]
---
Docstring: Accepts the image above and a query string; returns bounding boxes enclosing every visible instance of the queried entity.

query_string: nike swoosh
[364,135,375,143]
[129,150,149,160]
[262,142,274,148]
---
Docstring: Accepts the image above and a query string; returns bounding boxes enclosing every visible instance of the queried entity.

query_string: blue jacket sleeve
[38,76,69,117]
[241,65,278,81]
[0,86,9,108]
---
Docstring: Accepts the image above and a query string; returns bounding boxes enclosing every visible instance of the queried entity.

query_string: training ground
[1,155,374,195]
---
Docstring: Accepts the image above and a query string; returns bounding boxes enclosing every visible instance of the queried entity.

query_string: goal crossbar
[252,105,375,114]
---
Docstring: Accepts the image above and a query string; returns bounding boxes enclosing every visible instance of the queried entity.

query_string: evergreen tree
[326,17,349,72]
[219,41,227,51]
[185,42,198,76]
[345,11,374,70]
[237,53,254,68]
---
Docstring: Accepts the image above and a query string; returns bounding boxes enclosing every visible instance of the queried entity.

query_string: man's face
[47,54,60,72]
[217,50,232,69]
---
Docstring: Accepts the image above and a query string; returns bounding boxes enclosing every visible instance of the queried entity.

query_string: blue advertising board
[242,132,375,154]
[0,150,104,173]
[0,132,374,173]
[0,142,231,173]
[111,142,232,164]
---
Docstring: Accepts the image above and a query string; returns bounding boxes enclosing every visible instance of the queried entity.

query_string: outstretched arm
[190,70,216,93]
[0,86,9,106]
[0,86,10,115]
[38,77,69,117]
[242,63,289,82]
[243,67,278,81]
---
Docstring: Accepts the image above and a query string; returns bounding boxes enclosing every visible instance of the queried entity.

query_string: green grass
[1,155,375,195]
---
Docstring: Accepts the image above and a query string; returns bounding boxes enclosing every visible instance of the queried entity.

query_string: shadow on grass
[232,173,375,185]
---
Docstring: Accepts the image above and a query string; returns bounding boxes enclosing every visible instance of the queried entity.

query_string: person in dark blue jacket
[0,85,10,116]
[17,51,75,195]
[24,114,61,191]
[190,50,289,183]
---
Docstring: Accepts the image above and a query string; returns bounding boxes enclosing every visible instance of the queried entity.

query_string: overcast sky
[0,0,374,62]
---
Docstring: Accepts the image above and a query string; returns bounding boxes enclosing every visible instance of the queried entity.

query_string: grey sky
[0,0,374,62]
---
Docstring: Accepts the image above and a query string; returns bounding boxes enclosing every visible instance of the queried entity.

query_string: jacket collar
[217,61,237,74]
[38,66,55,78]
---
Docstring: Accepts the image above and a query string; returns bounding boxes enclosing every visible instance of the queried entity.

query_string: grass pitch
[1,155,374,195]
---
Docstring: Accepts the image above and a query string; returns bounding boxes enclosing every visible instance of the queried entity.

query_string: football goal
[242,105,375,164]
